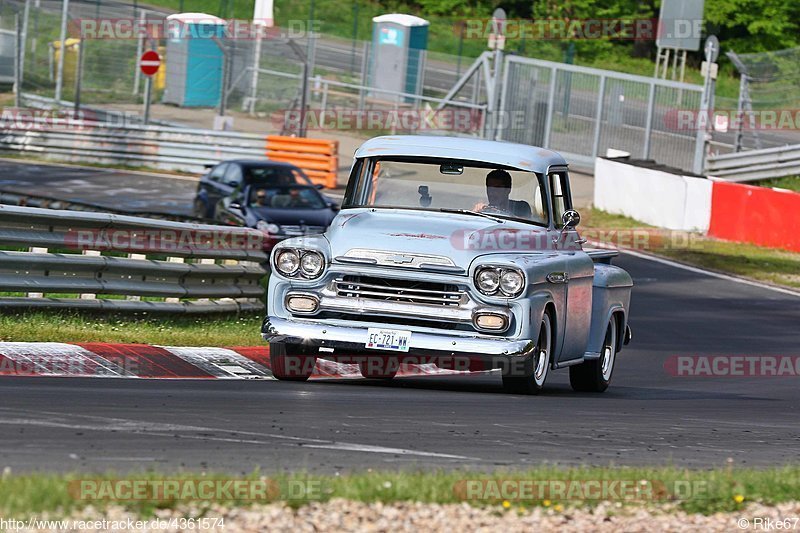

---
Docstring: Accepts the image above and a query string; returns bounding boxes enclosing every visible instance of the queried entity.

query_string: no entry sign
[139,50,161,76]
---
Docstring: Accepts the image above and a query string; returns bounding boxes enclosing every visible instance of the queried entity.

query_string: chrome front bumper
[262,316,536,359]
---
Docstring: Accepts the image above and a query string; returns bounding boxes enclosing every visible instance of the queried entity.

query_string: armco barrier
[0,204,269,313]
[594,157,712,232]
[708,182,800,253]
[265,135,339,189]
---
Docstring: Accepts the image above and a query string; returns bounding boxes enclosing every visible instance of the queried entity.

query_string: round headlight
[275,249,300,275]
[475,268,500,294]
[500,270,524,296]
[300,251,324,278]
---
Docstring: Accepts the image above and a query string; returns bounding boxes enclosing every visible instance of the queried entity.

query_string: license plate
[365,328,411,352]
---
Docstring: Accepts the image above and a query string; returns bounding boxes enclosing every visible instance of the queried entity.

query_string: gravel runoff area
[26,500,800,532]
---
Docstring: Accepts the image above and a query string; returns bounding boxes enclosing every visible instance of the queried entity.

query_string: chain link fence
[499,55,703,172]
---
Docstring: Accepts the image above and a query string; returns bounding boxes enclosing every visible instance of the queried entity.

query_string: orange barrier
[265,135,338,189]
[708,182,800,253]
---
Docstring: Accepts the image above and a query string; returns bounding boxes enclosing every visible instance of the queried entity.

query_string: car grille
[282,225,325,236]
[335,275,465,307]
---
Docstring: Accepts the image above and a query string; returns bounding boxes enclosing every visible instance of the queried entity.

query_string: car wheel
[569,315,618,393]
[359,356,399,380]
[192,199,207,219]
[269,342,317,381]
[502,313,552,395]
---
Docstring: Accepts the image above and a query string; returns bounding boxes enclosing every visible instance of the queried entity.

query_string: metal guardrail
[0,119,267,174]
[0,204,269,313]
[706,144,800,182]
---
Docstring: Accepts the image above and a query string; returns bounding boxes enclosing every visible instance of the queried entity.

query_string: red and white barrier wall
[594,157,800,253]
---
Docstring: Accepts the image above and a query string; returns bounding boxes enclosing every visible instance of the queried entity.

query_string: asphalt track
[0,160,199,216]
[1,253,799,474]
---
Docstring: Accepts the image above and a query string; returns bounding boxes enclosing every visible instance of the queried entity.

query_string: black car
[193,160,316,219]
[214,180,338,246]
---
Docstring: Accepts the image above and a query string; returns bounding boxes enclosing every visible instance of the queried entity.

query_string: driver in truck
[474,169,532,218]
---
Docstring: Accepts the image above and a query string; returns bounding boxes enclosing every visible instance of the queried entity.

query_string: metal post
[20,0,30,88]
[143,74,152,124]
[642,81,656,159]
[54,0,69,103]
[249,31,263,115]
[299,60,309,137]
[14,14,21,108]
[350,0,358,73]
[693,67,715,175]
[591,75,606,159]
[358,40,368,110]
[734,74,747,153]
[73,37,85,115]
[542,67,557,149]
[320,80,328,127]
[219,43,229,117]
[133,8,145,95]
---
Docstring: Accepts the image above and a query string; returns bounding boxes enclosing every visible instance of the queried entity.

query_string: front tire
[192,198,208,219]
[570,315,618,392]
[269,342,317,381]
[502,313,552,395]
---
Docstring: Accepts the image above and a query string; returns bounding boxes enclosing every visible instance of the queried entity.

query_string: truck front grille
[335,275,465,307]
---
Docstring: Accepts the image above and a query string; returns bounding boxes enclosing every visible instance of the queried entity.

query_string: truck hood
[326,208,556,271]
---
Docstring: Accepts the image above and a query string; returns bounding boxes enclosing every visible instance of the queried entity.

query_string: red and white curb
[0,342,470,380]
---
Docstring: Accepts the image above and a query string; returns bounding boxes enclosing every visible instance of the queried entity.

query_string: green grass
[0,466,798,517]
[0,311,264,346]
[756,176,800,193]
[582,208,800,290]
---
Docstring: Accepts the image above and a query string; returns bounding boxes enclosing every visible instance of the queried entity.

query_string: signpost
[139,50,161,125]
[693,35,719,175]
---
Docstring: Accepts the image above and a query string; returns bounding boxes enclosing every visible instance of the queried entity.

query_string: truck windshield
[345,158,549,226]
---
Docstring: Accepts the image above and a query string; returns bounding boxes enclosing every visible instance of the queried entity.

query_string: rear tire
[269,342,317,381]
[570,315,618,392]
[502,313,552,395]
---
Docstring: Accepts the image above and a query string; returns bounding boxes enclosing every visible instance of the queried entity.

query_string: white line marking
[620,248,800,298]
[0,409,480,461]
[300,442,474,459]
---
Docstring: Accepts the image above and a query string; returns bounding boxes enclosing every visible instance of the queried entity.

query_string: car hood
[249,206,335,226]
[325,208,557,271]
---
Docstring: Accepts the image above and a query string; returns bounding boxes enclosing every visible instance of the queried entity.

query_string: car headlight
[475,268,500,294]
[474,266,525,297]
[300,251,324,278]
[275,249,300,276]
[500,270,524,296]
[256,220,281,234]
[274,248,326,279]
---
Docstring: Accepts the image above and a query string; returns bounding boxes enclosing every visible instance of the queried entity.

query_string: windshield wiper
[438,208,505,223]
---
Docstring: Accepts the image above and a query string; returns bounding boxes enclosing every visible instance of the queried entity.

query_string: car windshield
[249,186,326,210]
[345,158,549,226]
[244,165,307,185]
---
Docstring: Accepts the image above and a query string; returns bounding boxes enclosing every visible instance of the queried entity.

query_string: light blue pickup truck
[263,136,633,394]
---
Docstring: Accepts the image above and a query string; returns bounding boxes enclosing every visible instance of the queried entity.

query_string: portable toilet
[368,14,429,102]
[162,13,226,107]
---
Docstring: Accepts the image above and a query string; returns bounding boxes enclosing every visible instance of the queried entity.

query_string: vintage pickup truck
[263,136,633,394]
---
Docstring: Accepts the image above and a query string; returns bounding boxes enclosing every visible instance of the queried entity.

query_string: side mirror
[226,180,240,188]
[229,202,243,211]
[562,209,581,229]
